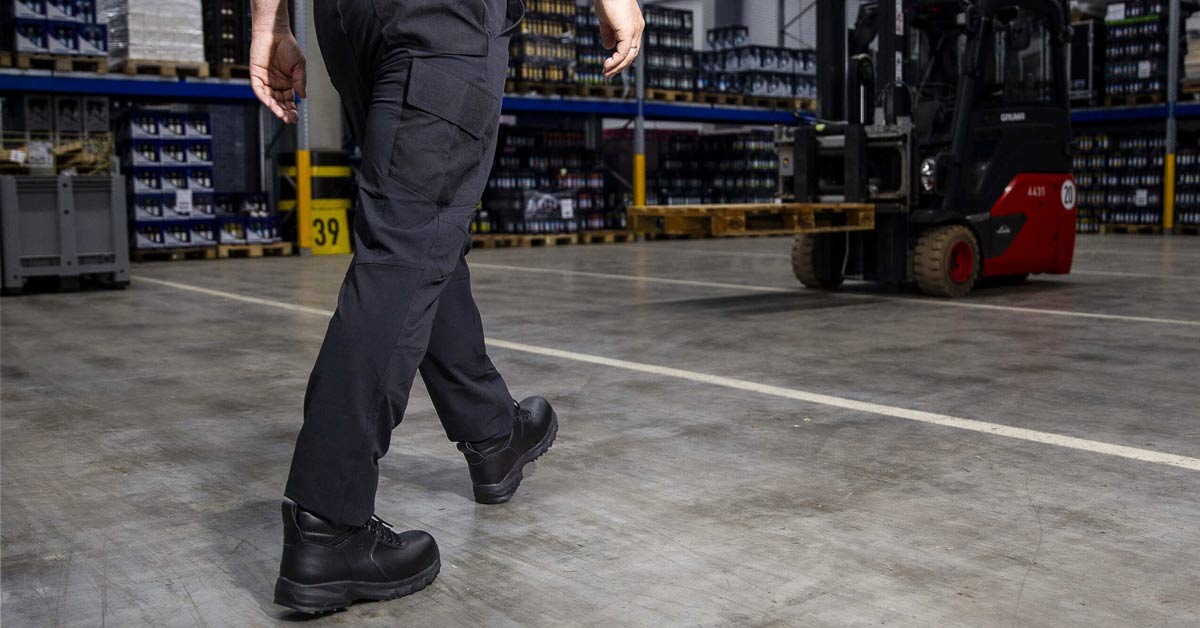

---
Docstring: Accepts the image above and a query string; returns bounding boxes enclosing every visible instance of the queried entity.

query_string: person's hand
[593,0,645,76]
[250,29,307,124]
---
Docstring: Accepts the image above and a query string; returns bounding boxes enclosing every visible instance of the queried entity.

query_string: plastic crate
[0,175,129,292]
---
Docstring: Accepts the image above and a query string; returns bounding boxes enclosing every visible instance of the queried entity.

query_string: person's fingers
[292,60,308,99]
[604,29,638,76]
[603,36,628,76]
[599,21,616,49]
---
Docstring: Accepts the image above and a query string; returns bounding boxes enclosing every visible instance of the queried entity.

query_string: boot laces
[365,516,405,546]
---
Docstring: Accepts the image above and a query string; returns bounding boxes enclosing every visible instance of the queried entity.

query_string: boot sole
[273,557,440,614]
[473,409,559,504]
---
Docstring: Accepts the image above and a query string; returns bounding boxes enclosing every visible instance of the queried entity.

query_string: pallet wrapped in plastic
[100,0,204,63]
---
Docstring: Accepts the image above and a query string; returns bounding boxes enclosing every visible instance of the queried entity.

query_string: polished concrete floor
[2,234,1199,627]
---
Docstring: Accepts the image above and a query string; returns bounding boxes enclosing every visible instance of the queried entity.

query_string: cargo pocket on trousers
[389,59,499,207]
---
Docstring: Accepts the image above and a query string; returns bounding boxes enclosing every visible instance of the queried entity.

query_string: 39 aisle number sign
[311,208,351,255]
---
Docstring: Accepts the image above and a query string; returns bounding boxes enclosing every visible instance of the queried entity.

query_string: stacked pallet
[1184,12,1200,90]
[2,0,109,72]
[698,25,817,106]
[476,127,622,237]
[100,0,208,76]
[120,110,285,260]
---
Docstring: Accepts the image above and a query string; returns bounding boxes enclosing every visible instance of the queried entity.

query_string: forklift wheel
[791,233,845,290]
[914,225,980,298]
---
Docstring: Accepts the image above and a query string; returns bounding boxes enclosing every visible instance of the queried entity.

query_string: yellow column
[296,149,314,251]
[633,153,646,206]
[1163,153,1176,231]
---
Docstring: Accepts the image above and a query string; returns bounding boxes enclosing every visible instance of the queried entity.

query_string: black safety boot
[459,396,559,504]
[274,502,440,614]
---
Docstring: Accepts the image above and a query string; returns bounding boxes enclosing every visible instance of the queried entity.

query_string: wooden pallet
[217,241,293,259]
[471,233,577,249]
[629,203,875,238]
[1099,223,1163,235]
[115,59,209,78]
[1104,93,1163,107]
[577,83,629,99]
[506,81,577,97]
[6,53,107,73]
[646,88,694,103]
[212,64,250,80]
[695,91,743,106]
[132,246,218,262]
[576,229,636,244]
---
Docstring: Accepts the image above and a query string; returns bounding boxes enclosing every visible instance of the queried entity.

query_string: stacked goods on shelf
[697,25,816,102]
[213,191,280,246]
[641,5,696,93]
[1072,126,1165,232]
[1069,19,1105,103]
[648,130,778,205]
[99,0,205,70]
[477,127,612,234]
[121,109,279,253]
[509,0,577,85]
[1175,131,1199,229]
[574,1,614,87]
[1185,12,1200,87]
[1,93,112,175]
[574,3,696,93]
[1103,0,1180,102]
[201,0,250,70]
[3,0,109,59]
[121,110,216,249]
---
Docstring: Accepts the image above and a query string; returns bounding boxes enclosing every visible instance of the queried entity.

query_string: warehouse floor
[3,234,1199,627]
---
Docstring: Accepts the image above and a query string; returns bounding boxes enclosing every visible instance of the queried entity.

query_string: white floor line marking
[624,246,1200,280]
[469,263,1200,327]
[134,275,1200,473]
[469,263,792,293]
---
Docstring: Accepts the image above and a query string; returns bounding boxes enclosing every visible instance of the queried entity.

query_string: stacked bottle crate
[508,0,577,85]
[121,110,217,250]
[648,130,778,205]
[121,109,279,253]
[476,128,612,235]
[573,2,610,87]
[697,26,817,101]
[4,0,108,59]
[642,5,696,93]
[1072,125,1165,231]
[201,0,251,68]
[1175,134,1200,230]
[1103,0,1181,102]
[574,2,695,92]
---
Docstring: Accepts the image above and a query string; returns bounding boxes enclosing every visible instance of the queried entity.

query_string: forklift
[778,0,1077,297]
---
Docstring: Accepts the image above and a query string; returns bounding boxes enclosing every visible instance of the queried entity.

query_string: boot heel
[274,577,352,614]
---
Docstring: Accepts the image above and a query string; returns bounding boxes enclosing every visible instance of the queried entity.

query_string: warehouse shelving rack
[1,0,1194,235]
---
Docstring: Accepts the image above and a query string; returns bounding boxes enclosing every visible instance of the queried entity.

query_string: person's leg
[277,0,510,613]
[418,256,515,444]
[285,0,512,525]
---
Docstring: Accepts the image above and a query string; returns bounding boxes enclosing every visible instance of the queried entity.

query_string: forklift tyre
[792,233,845,290]
[914,225,980,298]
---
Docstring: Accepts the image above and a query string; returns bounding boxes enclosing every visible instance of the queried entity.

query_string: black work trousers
[285,0,524,527]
